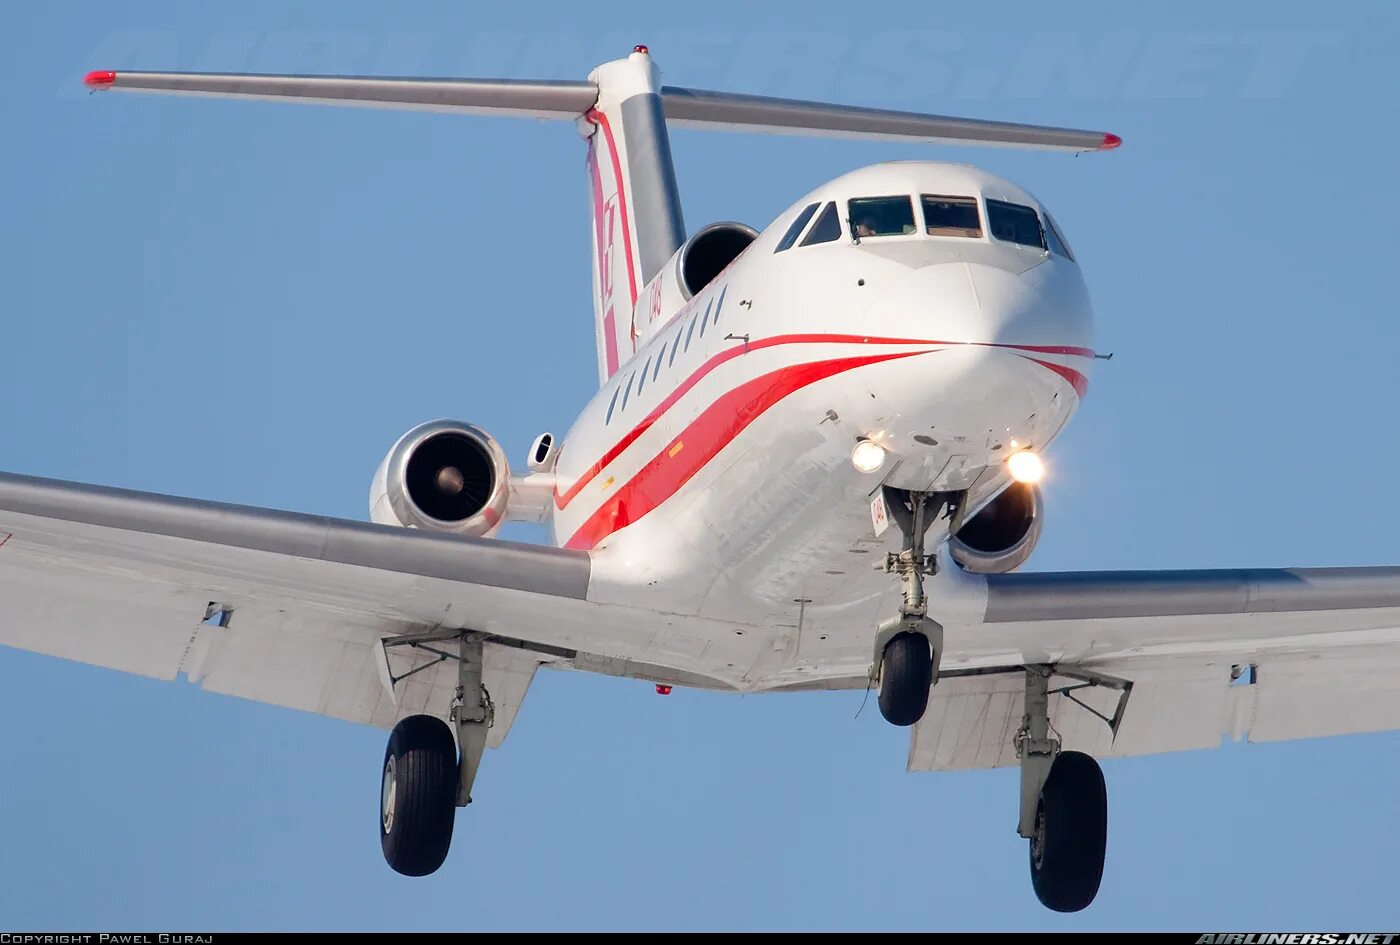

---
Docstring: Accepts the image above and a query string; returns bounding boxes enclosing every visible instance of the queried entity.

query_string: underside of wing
[0,472,751,746]
[909,567,1400,771]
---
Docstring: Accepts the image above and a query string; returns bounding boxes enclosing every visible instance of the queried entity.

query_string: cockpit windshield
[848,195,916,237]
[1044,213,1075,261]
[777,188,1071,259]
[986,199,1045,250]
[921,195,981,238]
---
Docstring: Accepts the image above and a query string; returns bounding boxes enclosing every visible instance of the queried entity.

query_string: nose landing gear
[871,488,957,727]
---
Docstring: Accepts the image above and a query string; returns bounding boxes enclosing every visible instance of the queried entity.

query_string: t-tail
[582,48,686,382]
[83,48,1120,386]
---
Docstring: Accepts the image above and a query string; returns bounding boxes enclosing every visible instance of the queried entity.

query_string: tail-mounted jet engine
[634,222,758,326]
[949,481,1043,574]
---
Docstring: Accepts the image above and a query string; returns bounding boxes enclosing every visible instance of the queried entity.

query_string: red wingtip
[1100,132,1122,150]
[84,70,117,88]
[655,684,672,695]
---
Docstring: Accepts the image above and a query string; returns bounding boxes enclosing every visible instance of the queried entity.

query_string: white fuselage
[549,162,1094,688]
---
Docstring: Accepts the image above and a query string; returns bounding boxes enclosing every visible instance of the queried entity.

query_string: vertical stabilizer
[582,47,686,384]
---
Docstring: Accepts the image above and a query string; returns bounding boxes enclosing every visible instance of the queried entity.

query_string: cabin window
[684,311,700,350]
[921,195,982,238]
[620,371,636,412]
[605,384,621,424]
[652,349,665,382]
[637,356,652,394]
[987,199,1045,249]
[698,299,712,339]
[775,203,820,252]
[1045,213,1075,261]
[800,202,841,246]
[668,329,683,366]
[848,195,916,237]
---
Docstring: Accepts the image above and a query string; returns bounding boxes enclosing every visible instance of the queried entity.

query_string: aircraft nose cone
[867,261,1091,347]
[845,261,1093,492]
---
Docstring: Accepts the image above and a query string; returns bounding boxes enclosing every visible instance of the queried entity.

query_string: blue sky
[4,0,1399,931]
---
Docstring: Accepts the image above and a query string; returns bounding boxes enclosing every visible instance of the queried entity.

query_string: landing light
[851,440,886,474]
[1006,450,1045,485]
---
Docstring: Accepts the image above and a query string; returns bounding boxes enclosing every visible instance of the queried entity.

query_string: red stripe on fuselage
[985,342,1096,359]
[1022,356,1089,398]
[563,350,932,550]
[554,333,941,510]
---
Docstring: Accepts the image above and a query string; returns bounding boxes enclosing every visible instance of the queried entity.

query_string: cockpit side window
[921,195,982,238]
[800,202,842,246]
[1045,213,1075,261]
[986,199,1045,249]
[848,195,916,237]
[775,202,820,253]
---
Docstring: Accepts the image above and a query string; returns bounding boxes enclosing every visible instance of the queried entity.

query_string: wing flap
[910,642,1400,772]
[1248,643,1400,743]
[910,660,1229,771]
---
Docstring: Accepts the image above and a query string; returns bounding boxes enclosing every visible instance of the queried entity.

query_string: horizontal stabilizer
[83,70,597,120]
[659,86,1119,152]
[83,70,1118,151]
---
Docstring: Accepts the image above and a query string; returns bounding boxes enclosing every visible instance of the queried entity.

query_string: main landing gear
[1016,665,1130,912]
[378,631,493,877]
[866,487,1123,910]
[871,488,954,727]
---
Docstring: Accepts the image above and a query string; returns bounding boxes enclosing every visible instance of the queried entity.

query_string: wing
[0,471,627,746]
[911,568,1400,771]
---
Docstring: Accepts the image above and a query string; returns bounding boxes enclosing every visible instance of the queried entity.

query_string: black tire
[1029,750,1107,912]
[380,714,458,877]
[877,631,932,726]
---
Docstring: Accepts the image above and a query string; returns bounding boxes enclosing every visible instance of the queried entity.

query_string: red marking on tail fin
[585,109,638,307]
[587,140,622,378]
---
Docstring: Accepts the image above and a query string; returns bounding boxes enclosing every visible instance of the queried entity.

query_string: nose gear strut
[869,488,960,726]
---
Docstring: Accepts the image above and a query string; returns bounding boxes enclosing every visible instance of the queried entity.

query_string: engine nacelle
[633,222,758,331]
[949,481,1043,574]
[370,420,511,538]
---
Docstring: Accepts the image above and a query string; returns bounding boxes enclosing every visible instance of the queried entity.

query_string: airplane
[4,45,1396,914]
